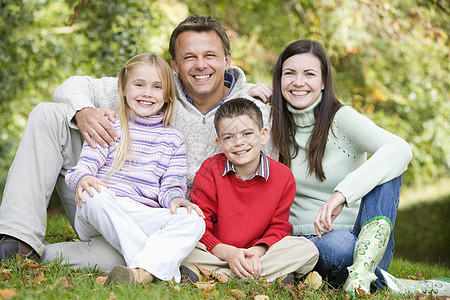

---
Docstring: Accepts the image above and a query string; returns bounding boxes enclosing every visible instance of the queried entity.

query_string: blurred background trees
[0,0,449,194]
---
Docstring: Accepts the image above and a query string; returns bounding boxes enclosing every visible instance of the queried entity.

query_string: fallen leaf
[1,269,12,279]
[33,272,47,285]
[305,271,322,290]
[194,282,216,291]
[108,292,117,300]
[216,273,228,284]
[173,285,181,292]
[51,276,73,290]
[254,295,269,300]
[0,289,19,300]
[417,270,423,280]
[228,289,246,299]
[95,276,107,285]
[193,263,213,278]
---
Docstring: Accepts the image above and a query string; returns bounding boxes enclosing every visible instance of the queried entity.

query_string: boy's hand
[75,175,109,207]
[314,191,346,238]
[212,244,263,278]
[170,197,205,219]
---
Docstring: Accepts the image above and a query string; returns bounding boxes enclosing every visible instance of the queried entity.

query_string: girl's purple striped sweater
[65,113,187,208]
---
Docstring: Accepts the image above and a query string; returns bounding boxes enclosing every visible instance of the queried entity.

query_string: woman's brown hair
[271,40,342,181]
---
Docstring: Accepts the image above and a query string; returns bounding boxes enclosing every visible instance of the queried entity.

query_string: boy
[181,98,318,283]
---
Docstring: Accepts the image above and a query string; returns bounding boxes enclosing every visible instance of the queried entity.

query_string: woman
[271,39,448,297]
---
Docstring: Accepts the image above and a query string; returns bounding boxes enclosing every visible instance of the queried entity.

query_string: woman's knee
[313,230,355,267]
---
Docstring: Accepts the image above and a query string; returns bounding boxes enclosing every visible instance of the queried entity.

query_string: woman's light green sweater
[289,97,412,236]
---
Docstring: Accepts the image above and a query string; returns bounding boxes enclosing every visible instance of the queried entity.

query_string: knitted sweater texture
[65,114,186,208]
[53,66,277,193]
[288,98,413,235]
[191,154,295,251]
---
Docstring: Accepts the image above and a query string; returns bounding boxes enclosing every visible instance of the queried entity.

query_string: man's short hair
[169,14,231,58]
[214,98,264,135]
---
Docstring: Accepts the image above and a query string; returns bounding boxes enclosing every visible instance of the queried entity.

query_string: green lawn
[1,181,448,299]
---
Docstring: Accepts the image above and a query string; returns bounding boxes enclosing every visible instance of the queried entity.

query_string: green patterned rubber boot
[343,217,392,296]
[380,269,450,296]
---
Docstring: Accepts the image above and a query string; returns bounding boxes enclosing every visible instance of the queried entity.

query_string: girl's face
[124,64,166,117]
[281,53,324,110]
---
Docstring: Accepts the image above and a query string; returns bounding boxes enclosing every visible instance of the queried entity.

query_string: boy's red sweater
[190,153,296,251]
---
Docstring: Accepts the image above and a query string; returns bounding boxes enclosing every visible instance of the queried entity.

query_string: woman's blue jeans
[304,175,402,290]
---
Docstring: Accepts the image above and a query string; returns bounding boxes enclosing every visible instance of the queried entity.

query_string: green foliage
[0,0,448,195]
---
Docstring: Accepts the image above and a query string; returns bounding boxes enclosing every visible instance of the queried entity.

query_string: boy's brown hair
[214,98,264,136]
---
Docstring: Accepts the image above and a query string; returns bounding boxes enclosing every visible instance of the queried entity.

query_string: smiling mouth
[193,74,212,80]
[137,100,155,105]
[291,90,309,96]
[233,149,250,155]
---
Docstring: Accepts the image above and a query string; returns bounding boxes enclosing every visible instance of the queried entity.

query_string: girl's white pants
[75,187,205,282]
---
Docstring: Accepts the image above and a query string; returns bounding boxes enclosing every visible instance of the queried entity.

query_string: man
[0,14,276,270]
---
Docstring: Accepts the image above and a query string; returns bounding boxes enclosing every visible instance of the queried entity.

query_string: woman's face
[281,53,324,110]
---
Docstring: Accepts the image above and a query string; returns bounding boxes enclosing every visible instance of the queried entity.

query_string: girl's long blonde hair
[109,52,176,175]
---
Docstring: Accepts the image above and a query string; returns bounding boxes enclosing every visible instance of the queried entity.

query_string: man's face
[171,30,231,104]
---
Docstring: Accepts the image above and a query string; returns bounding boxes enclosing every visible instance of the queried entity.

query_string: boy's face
[215,114,269,177]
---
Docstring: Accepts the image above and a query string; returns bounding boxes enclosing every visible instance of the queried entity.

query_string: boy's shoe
[0,234,40,262]
[180,265,201,283]
[277,272,296,285]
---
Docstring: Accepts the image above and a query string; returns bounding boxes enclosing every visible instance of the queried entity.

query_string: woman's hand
[170,197,205,219]
[314,191,346,238]
[75,175,109,207]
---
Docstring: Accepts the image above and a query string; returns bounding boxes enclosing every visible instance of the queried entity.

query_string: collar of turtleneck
[286,93,322,128]
[129,112,164,127]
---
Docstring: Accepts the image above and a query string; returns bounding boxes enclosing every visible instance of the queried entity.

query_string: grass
[1,181,448,299]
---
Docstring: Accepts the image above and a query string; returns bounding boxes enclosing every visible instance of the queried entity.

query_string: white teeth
[292,91,308,96]
[194,75,210,80]
[138,101,154,105]
[235,149,249,155]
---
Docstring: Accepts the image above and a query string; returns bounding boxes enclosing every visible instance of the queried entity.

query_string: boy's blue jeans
[303,175,402,290]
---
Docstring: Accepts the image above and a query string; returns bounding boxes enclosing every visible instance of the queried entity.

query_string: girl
[271,40,449,297]
[65,52,205,284]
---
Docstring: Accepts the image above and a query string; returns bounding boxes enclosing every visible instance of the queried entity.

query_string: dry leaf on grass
[194,281,216,291]
[0,269,12,280]
[193,263,228,283]
[254,295,270,300]
[108,292,117,300]
[228,289,246,299]
[51,276,74,290]
[32,272,47,285]
[305,271,322,290]
[0,289,19,300]
[95,276,108,285]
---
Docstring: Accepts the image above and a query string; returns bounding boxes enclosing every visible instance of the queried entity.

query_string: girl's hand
[170,197,205,219]
[75,175,109,207]
[314,191,346,238]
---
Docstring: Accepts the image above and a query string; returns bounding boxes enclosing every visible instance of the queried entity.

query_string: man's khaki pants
[0,102,125,269]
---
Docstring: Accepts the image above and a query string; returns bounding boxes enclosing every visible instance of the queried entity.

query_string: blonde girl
[65,52,205,284]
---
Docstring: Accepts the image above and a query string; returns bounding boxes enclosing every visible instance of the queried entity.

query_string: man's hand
[75,175,109,207]
[75,107,117,148]
[314,191,346,238]
[249,83,273,104]
[170,197,205,219]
